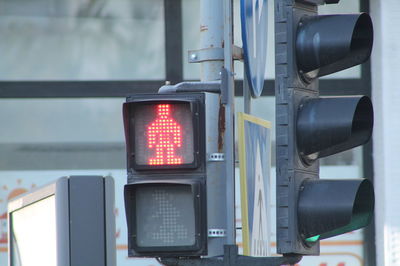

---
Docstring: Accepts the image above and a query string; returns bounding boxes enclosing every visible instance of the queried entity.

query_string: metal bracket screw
[208,153,225,162]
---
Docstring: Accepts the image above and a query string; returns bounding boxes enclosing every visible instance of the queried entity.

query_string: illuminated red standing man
[147,104,183,165]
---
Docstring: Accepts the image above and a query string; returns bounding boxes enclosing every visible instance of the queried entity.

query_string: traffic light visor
[297,96,373,162]
[296,13,373,79]
[298,179,374,241]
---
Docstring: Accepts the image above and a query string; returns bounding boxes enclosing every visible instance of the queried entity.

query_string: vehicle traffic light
[123,92,226,258]
[274,0,375,255]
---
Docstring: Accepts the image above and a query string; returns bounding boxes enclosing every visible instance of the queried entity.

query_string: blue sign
[241,0,268,98]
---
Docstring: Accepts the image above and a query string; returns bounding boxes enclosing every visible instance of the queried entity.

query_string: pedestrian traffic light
[274,0,375,255]
[123,92,226,258]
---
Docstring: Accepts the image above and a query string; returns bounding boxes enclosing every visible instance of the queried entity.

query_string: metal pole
[243,73,252,114]
[223,0,236,245]
[199,0,235,247]
[200,0,224,81]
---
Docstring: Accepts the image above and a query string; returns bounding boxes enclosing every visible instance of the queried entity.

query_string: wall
[370,0,400,265]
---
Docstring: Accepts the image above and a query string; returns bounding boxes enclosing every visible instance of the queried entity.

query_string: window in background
[0,98,126,170]
[0,0,165,80]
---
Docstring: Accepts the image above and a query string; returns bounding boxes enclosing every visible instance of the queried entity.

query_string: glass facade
[0,98,125,170]
[0,0,165,80]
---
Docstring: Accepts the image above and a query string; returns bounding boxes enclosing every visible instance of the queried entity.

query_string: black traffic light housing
[123,93,205,172]
[123,93,208,257]
[275,0,374,255]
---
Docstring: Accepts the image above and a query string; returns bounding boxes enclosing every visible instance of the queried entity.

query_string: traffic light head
[123,93,208,257]
[274,0,375,255]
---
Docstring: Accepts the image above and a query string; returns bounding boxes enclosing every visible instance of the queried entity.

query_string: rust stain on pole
[218,102,226,152]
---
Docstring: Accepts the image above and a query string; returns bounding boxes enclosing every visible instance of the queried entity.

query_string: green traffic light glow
[306,235,320,242]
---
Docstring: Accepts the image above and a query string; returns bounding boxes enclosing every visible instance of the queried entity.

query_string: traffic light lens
[133,102,195,167]
[135,184,196,247]
[305,235,320,243]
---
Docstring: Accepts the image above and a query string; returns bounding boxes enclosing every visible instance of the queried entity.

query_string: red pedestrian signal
[124,97,201,170]
[147,104,183,165]
[125,100,199,170]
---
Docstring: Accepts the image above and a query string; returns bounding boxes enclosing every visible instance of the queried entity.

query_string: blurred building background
[0,0,397,265]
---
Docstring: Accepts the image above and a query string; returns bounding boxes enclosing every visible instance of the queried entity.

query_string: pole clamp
[188,46,243,63]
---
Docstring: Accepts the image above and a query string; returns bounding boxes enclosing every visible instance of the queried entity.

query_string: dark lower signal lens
[135,184,196,247]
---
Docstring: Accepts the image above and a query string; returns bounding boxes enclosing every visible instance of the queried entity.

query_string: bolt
[191,53,198,61]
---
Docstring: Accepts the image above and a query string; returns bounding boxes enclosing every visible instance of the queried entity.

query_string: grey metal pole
[200,0,224,81]
[199,0,235,247]
[243,73,252,114]
[223,0,236,245]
